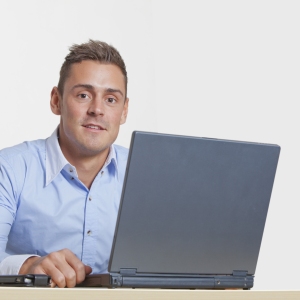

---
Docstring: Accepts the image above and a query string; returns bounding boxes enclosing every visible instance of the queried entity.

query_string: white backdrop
[1,0,299,290]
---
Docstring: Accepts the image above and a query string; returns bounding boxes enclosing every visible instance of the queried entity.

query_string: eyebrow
[106,88,124,98]
[71,84,124,97]
[71,84,94,91]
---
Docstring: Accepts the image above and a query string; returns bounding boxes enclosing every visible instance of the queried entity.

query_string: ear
[120,98,129,125]
[50,87,62,115]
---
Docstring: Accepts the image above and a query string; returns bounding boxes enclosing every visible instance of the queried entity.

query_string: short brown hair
[57,39,128,97]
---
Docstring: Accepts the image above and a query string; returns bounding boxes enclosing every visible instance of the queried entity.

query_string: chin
[83,144,111,155]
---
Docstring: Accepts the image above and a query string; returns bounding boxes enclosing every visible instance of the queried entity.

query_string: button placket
[86,194,93,237]
[82,192,97,264]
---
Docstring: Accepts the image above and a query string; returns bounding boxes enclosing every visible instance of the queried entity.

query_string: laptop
[77,131,280,289]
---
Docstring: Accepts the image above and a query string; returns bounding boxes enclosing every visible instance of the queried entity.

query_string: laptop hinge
[232,270,248,277]
[120,268,137,275]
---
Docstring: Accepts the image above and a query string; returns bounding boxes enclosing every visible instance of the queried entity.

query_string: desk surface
[0,288,300,300]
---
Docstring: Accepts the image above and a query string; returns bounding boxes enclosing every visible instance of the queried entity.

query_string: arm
[0,155,30,273]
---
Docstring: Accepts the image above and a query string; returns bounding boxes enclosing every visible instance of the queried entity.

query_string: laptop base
[78,273,253,289]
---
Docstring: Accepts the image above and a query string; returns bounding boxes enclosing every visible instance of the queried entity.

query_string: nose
[87,98,104,116]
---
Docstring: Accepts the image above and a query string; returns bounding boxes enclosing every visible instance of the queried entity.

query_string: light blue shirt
[0,129,128,274]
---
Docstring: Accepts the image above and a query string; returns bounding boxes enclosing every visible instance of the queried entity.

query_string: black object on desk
[0,274,51,287]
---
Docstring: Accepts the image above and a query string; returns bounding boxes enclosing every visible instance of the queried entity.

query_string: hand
[18,248,92,288]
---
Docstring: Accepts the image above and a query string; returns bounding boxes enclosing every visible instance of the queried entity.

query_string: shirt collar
[104,143,119,179]
[45,128,71,186]
[45,128,119,186]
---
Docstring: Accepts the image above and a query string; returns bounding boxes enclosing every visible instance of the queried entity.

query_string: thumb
[85,265,93,275]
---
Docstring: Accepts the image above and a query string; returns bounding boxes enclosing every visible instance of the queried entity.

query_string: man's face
[51,60,128,158]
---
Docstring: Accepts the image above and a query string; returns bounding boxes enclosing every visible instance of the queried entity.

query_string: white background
[1,0,299,290]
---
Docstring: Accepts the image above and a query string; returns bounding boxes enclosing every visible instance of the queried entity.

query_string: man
[0,40,129,287]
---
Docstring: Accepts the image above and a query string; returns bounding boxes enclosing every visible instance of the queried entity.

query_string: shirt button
[87,230,92,236]
[71,177,74,180]
[70,169,73,173]
[89,196,92,201]
[101,171,104,176]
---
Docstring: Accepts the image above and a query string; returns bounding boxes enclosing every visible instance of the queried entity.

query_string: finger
[45,262,67,288]
[59,249,86,285]
[56,264,76,288]
[85,265,92,275]
[41,252,74,288]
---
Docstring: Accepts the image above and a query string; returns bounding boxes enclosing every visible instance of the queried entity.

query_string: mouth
[83,124,106,131]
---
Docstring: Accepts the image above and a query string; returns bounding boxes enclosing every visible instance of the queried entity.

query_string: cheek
[62,104,84,121]
[111,110,126,126]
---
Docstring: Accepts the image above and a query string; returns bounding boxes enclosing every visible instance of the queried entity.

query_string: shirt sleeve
[0,155,41,275]
[0,254,40,275]
[0,154,19,262]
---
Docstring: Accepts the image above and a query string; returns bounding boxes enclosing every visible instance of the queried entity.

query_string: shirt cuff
[0,254,40,275]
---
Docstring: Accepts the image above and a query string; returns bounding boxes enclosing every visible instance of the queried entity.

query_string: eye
[107,97,116,104]
[78,93,89,99]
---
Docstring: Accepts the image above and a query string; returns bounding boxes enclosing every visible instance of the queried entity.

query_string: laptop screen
[109,131,280,276]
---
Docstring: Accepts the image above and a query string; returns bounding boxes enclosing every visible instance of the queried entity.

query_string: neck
[72,154,109,189]
[59,142,110,190]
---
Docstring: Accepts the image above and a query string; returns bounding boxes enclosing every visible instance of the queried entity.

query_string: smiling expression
[51,60,128,160]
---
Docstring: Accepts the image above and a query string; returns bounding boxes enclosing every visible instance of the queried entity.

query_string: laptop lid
[109,131,280,277]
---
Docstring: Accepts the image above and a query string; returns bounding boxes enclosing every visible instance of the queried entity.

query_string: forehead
[64,60,126,92]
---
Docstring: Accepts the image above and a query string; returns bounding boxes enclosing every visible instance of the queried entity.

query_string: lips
[83,124,105,130]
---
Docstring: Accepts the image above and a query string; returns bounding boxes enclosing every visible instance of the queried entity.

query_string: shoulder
[0,139,46,168]
[0,139,47,196]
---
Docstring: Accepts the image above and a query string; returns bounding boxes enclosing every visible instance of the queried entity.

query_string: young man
[0,40,129,287]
